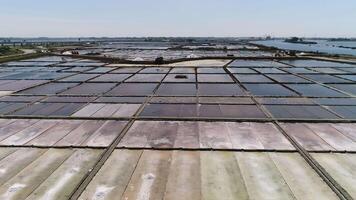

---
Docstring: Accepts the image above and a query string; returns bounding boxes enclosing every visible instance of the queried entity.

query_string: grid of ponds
[76,44,273,61]
[0,56,356,199]
[0,57,355,120]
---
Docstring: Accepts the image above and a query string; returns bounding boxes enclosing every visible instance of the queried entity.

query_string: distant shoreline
[328,38,356,42]
[284,37,317,45]
[284,41,317,45]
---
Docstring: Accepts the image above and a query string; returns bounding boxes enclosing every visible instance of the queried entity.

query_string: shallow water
[253,40,356,56]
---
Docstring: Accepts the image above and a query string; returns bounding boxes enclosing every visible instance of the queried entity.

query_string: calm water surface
[253,40,356,56]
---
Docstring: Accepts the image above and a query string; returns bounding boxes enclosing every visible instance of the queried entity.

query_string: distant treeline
[284,37,317,44]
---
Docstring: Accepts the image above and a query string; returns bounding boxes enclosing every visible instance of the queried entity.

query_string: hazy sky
[1,0,356,37]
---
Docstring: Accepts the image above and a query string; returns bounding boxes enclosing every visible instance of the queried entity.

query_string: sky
[1,0,356,38]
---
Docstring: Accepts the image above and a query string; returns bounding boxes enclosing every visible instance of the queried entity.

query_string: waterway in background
[252,39,356,56]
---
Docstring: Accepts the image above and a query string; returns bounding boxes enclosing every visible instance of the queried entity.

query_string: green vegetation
[0,46,22,56]
[0,52,47,64]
